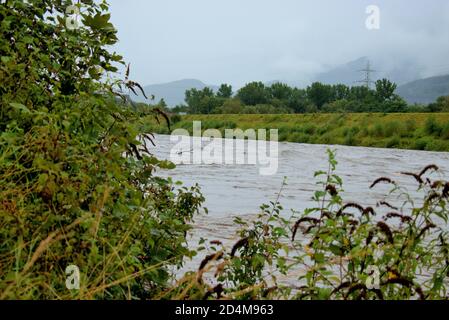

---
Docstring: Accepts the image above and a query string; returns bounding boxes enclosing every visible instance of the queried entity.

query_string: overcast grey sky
[108,0,449,87]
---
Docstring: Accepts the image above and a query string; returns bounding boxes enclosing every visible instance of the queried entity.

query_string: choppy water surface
[150,134,449,276]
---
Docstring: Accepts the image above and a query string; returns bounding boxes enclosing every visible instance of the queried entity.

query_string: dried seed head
[230,237,249,258]
[292,217,320,241]
[377,221,394,244]
[400,172,424,185]
[443,182,449,198]
[199,252,223,271]
[370,177,396,189]
[419,164,439,177]
[337,203,364,217]
[384,212,412,223]
[326,184,338,197]
[377,201,399,211]
[416,223,437,241]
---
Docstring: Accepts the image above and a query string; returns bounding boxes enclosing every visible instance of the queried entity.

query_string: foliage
[291,152,449,299]
[375,79,398,102]
[179,78,419,115]
[0,0,204,299]
[150,113,449,152]
[169,150,449,300]
[236,82,270,106]
[216,84,233,99]
[184,87,223,114]
[428,96,449,113]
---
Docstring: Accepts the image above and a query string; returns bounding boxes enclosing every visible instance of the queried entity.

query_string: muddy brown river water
[150,134,449,280]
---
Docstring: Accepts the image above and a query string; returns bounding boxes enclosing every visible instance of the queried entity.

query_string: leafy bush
[0,0,204,299]
[371,122,385,137]
[425,117,443,136]
[405,119,417,134]
[440,122,449,139]
[170,114,182,124]
[173,150,449,300]
[386,135,401,148]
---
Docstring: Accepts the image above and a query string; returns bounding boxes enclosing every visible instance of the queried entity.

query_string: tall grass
[158,113,449,152]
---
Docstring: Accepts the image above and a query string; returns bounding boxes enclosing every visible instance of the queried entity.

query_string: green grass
[150,113,449,152]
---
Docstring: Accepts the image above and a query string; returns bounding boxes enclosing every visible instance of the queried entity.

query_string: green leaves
[82,13,113,31]
[9,103,30,114]
[0,0,205,300]
[290,154,449,300]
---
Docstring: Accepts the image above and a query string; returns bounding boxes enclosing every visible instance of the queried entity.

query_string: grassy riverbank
[151,113,449,151]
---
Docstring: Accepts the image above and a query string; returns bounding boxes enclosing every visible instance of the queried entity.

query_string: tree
[185,87,217,113]
[381,98,408,113]
[158,98,167,109]
[333,84,350,100]
[428,96,449,112]
[237,82,270,106]
[216,98,243,114]
[287,88,308,113]
[375,79,398,102]
[172,104,189,114]
[269,82,292,101]
[349,85,376,103]
[216,84,233,98]
[306,82,335,108]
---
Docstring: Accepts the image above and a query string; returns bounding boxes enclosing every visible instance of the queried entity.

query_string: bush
[440,122,449,139]
[386,135,401,148]
[291,132,310,144]
[303,123,317,135]
[371,122,385,137]
[414,138,431,150]
[425,117,442,136]
[170,114,182,124]
[384,121,401,137]
[0,1,204,299]
[176,150,449,300]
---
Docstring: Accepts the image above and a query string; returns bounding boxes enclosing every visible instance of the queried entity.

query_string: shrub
[177,150,449,300]
[371,122,385,137]
[405,119,417,134]
[386,135,401,148]
[384,121,401,137]
[291,132,310,144]
[170,114,182,124]
[0,1,204,299]
[414,138,431,150]
[303,123,317,135]
[344,131,357,146]
[440,122,449,139]
[425,117,442,136]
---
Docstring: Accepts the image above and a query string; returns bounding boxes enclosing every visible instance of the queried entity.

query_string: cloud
[108,0,449,86]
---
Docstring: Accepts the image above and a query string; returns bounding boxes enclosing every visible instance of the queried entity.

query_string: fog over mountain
[129,57,449,106]
[397,75,449,104]
[109,0,449,89]
[131,79,218,106]
[313,57,422,87]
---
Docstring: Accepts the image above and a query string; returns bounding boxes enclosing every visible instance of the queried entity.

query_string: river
[150,134,449,277]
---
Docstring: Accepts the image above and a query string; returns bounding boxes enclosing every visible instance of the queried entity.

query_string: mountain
[314,57,421,87]
[130,79,219,107]
[397,75,449,104]
[314,57,369,86]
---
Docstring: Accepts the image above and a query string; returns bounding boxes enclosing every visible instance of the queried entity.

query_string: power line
[356,60,377,88]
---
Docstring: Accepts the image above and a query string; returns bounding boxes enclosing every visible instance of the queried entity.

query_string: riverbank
[149,113,449,152]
